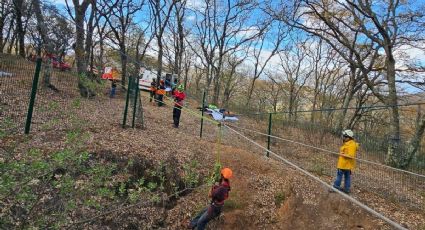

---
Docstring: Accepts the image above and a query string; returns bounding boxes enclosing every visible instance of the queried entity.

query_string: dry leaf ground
[1,56,424,229]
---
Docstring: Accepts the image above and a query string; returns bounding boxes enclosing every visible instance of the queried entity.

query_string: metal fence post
[24,58,42,134]
[122,76,132,128]
[132,76,140,128]
[267,112,273,157]
[200,91,206,138]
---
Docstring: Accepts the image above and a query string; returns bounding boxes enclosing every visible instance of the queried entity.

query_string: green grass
[274,191,286,207]
[223,199,242,211]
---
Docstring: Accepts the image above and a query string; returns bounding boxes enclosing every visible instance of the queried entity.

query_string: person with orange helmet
[149,78,157,104]
[156,79,166,106]
[188,168,232,230]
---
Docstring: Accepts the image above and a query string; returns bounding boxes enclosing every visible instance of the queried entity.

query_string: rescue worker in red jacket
[156,80,166,106]
[188,168,232,230]
[172,84,186,128]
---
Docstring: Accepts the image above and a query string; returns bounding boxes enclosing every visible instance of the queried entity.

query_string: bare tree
[270,0,425,168]
[32,0,58,89]
[172,0,187,82]
[187,0,266,105]
[211,0,265,104]
[245,21,286,107]
[65,0,93,75]
[149,0,178,87]
[186,0,217,93]
[271,36,313,120]
[221,52,246,107]
[0,0,13,52]
[12,0,26,57]
[99,0,144,86]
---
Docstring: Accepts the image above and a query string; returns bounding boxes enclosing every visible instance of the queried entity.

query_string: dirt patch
[165,143,389,229]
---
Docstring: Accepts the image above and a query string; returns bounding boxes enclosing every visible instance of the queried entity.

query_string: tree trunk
[7,30,15,54]
[288,84,296,121]
[120,45,127,88]
[99,38,104,72]
[0,2,5,51]
[14,0,25,57]
[43,58,52,87]
[85,7,95,77]
[212,74,220,105]
[385,55,402,167]
[336,66,356,131]
[156,37,163,88]
[183,60,189,91]
[3,17,14,53]
[75,11,87,75]
[404,110,425,169]
[246,79,256,108]
[33,0,57,89]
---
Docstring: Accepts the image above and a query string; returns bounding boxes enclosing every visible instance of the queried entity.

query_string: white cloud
[187,0,206,11]
[49,0,73,7]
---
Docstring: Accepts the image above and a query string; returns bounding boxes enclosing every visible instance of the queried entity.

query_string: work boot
[329,186,342,193]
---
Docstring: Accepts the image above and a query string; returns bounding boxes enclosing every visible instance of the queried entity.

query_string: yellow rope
[140,91,225,181]
[155,93,220,125]
[216,124,222,163]
[139,93,220,128]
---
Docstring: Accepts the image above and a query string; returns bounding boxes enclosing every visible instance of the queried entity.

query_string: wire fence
[198,102,425,212]
[0,53,134,138]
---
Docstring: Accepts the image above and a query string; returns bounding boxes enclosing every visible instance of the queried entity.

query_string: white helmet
[342,129,354,138]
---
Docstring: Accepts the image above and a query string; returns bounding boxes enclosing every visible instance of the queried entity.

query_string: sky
[48,0,424,94]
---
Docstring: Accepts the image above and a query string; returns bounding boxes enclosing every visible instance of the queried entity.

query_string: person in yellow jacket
[333,129,359,194]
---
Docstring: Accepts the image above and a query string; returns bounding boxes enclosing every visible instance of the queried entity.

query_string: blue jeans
[333,169,351,193]
[110,87,116,98]
[189,205,221,230]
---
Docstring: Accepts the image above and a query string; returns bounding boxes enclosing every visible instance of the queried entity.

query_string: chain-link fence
[219,105,425,212]
[0,53,136,138]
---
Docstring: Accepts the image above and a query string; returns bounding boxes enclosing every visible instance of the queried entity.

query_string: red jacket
[173,91,186,106]
[210,180,230,206]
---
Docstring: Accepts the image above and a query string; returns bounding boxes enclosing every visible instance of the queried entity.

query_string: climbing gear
[208,104,218,110]
[342,129,354,138]
[140,92,225,184]
[221,168,232,179]
[177,84,184,91]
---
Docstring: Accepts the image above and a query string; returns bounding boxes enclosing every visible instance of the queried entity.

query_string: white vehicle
[138,68,158,91]
[138,68,178,91]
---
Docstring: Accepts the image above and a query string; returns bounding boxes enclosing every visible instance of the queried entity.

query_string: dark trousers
[173,105,182,127]
[189,205,221,230]
[157,95,164,106]
[110,86,116,98]
[150,91,155,102]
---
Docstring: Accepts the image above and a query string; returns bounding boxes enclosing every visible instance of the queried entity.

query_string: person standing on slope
[172,84,186,128]
[188,168,232,230]
[333,129,359,194]
[156,80,166,106]
[149,78,157,103]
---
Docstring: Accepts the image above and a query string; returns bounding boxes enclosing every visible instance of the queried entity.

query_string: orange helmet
[221,168,233,179]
